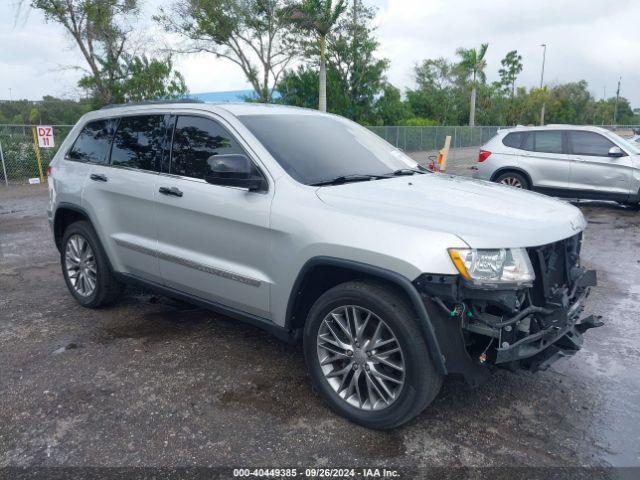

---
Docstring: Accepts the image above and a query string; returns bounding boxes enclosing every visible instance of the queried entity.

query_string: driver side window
[569,131,616,157]
[169,116,250,179]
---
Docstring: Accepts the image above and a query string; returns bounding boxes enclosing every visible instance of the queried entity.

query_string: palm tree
[289,0,346,112]
[456,43,489,126]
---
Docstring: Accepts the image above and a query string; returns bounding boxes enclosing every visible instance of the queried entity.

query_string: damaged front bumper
[414,234,603,386]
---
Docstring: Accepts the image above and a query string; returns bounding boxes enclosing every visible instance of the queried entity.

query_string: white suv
[48,102,600,428]
[472,125,640,208]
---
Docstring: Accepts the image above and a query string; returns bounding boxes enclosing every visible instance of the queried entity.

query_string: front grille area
[527,233,583,310]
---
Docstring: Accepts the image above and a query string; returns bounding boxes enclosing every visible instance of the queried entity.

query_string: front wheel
[303,281,442,429]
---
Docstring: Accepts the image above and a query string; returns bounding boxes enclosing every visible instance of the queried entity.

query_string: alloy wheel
[316,305,405,411]
[500,176,523,188]
[65,234,97,297]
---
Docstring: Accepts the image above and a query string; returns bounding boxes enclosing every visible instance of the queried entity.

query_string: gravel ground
[1,174,639,471]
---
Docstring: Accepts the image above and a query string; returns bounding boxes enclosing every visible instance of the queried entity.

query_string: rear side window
[110,115,165,171]
[67,119,116,164]
[170,116,247,179]
[502,132,523,148]
[569,131,616,156]
[533,131,564,154]
[520,131,564,154]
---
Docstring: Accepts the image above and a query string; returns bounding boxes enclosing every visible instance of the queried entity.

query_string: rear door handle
[90,173,107,182]
[159,186,183,197]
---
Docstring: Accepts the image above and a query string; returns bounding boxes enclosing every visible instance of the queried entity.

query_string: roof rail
[100,98,204,109]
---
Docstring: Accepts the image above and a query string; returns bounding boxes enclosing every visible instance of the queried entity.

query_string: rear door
[518,130,570,191]
[58,119,116,215]
[154,114,273,318]
[567,130,633,200]
[82,114,166,283]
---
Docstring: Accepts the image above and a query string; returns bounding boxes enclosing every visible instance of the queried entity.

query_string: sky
[1,0,639,107]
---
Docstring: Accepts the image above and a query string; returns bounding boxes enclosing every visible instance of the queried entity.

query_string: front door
[154,114,273,318]
[567,130,633,200]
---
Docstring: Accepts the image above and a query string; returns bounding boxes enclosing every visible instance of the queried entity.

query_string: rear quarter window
[67,119,117,164]
[502,132,524,148]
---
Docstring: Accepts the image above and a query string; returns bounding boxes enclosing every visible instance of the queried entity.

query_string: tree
[287,0,347,112]
[279,0,391,124]
[406,58,464,125]
[156,0,295,103]
[32,0,187,106]
[498,50,523,98]
[114,56,188,102]
[456,43,488,126]
[374,84,410,126]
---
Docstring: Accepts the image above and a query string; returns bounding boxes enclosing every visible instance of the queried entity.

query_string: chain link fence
[1,123,638,186]
[366,125,506,152]
[0,124,73,185]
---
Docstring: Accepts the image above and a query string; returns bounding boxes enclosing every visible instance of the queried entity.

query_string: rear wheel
[495,171,529,190]
[61,221,123,308]
[303,280,442,429]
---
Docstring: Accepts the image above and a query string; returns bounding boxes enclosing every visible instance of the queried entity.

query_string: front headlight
[448,248,535,285]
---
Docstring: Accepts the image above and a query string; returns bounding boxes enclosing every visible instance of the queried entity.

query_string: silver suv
[48,102,600,428]
[473,125,640,208]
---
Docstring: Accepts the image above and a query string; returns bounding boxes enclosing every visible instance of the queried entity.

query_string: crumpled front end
[414,233,602,387]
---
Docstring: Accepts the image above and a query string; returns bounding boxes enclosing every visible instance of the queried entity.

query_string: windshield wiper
[391,168,427,176]
[309,174,381,187]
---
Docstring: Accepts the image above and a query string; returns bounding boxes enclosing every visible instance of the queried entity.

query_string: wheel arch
[53,203,93,252]
[285,256,447,375]
[490,167,533,188]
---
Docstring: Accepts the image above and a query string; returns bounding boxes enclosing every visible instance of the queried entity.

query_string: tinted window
[570,131,616,156]
[502,132,523,148]
[170,116,247,179]
[110,115,165,171]
[67,119,116,164]
[520,131,564,154]
[533,131,564,154]
[238,114,418,185]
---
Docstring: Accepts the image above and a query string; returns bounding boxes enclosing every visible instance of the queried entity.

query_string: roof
[190,90,282,102]
[500,124,612,134]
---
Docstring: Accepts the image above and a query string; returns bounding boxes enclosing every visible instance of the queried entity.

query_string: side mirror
[608,146,625,158]
[205,154,266,191]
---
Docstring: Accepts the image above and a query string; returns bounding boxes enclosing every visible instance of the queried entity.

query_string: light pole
[539,43,547,125]
[8,88,12,102]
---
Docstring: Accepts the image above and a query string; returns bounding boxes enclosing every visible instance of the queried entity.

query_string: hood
[315,174,586,249]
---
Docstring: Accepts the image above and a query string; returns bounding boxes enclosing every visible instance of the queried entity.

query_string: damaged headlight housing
[448,248,535,285]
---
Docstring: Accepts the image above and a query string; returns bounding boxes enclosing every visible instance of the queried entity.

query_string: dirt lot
[1,179,639,470]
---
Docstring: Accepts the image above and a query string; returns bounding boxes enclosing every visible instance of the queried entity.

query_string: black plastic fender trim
[285,257,447,375]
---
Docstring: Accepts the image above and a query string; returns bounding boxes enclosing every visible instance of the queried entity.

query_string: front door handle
[90,173,107,182]
[159,186,183,197]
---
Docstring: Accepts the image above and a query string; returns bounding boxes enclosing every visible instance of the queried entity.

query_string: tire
[60,221,123,308]
[494,171,529,190]
[303,280,442,429]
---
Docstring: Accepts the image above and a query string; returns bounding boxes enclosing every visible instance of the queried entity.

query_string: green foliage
[32,0,187,106]
[406,58,467,125]
[278,0,390,123]
[0,97,93,125]
[498,50,523,97]
[398,117,439,127]
[374,84,411,126]
[156,0,296,103]
[286,0,347,37]
[456,43,489,85]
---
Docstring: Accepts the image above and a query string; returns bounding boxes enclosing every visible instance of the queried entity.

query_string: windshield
[238,113,419,185]
[609,132,640,155]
